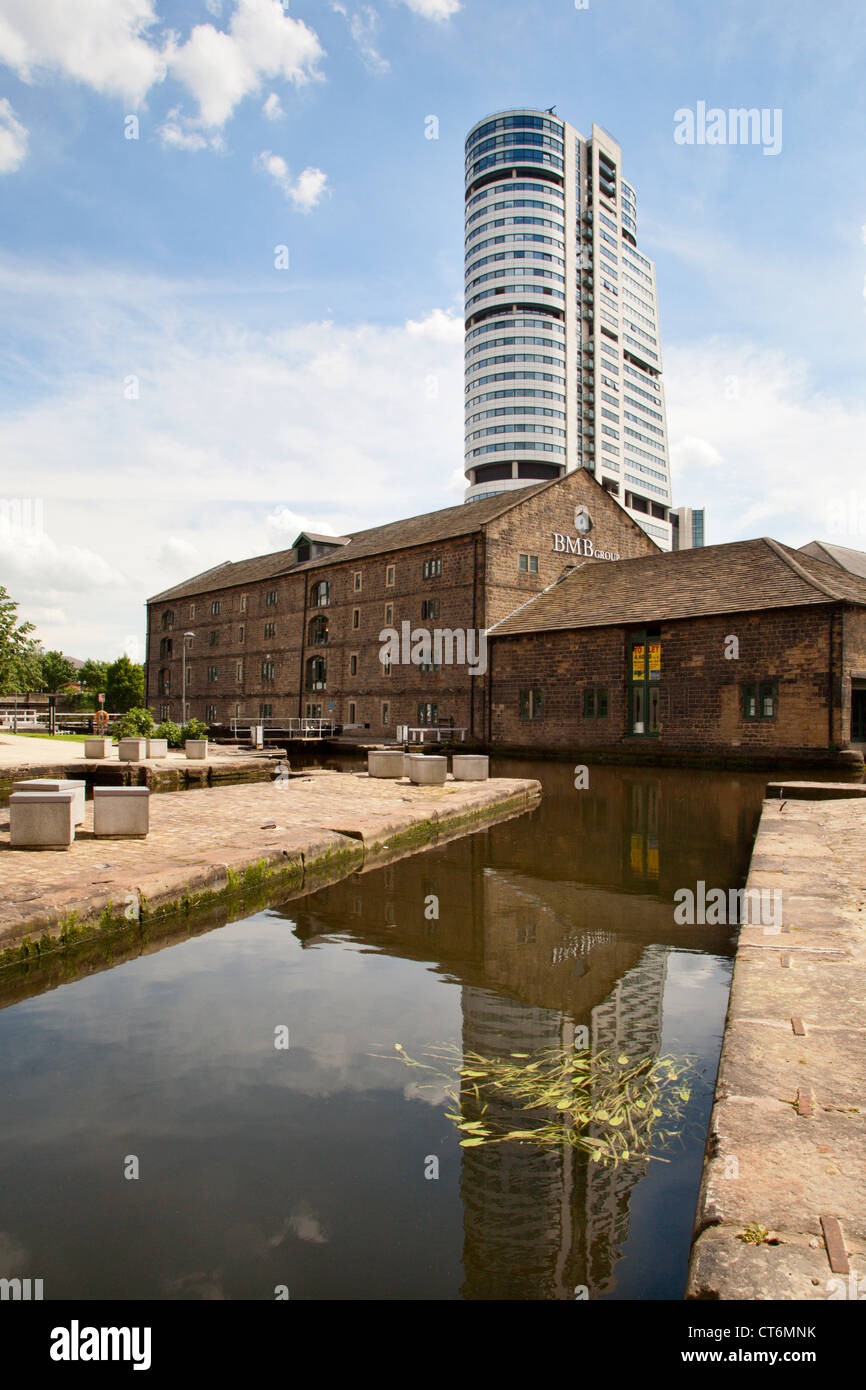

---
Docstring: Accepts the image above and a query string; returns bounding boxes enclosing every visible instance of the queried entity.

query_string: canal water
[0,760,772,1300]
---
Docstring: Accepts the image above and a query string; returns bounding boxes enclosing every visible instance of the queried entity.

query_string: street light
[182,632,195,724]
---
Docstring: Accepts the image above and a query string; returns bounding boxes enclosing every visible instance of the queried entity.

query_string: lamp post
[182,632,194,724]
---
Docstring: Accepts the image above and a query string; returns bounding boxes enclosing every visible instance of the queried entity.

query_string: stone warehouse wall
[489,606,840,760]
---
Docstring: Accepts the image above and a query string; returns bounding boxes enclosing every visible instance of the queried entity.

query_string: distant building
[145,470,657,739]
[671,507,705,550]
[487,537,866,763]
[463,110,675,549]
[798,539,866,580]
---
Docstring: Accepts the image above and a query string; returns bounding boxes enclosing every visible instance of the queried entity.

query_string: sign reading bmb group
[552,506,621,562]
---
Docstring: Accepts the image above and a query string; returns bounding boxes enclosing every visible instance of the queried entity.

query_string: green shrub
[154,719,184,748]
[181,718,210,742]
[113,707,155,740]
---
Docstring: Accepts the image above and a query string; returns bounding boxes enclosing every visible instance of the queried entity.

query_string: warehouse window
[206,705,216,722]
[311,580,329,607]
[421,598,440,620]
[306,656,326,690]
[386,565,395,586]
[628,630,661,736]
[743,681,777,720]
[307,615,328,645]
[265,589,278,607]
[211,600,221,615]
[264,622,277,640]
[262,661,276,682]
[259,703,272,718]
[349,653,358,676]
[418,702,439,726]
[519,689,543,721]
[519,553,539,573]
[423,557,442,580]
[583,687,609,718]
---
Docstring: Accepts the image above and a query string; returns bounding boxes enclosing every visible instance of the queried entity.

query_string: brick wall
[490,606,841,761]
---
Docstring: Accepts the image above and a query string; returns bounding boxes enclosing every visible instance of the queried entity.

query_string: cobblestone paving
[0,770,540,946]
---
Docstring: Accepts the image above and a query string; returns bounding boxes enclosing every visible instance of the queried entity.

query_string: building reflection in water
[280,761,765,1299]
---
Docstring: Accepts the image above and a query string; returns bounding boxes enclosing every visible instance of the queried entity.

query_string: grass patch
[1,730,88,742]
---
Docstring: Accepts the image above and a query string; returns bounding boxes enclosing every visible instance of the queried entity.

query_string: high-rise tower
[464,110,674,550]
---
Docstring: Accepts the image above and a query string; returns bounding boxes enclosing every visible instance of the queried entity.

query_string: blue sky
[0,0,864,659]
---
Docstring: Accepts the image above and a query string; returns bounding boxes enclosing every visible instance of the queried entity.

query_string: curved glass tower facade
[464,109,674,550]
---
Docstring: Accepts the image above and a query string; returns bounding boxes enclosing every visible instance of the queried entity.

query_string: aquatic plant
[383,1040,693,1168]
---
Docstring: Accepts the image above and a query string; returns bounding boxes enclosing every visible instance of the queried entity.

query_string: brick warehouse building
[486,537,866,764]
[145,469,657,739]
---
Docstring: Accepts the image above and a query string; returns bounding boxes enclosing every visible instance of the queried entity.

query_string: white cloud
[254,151,328,209]
[0,0,168,105]
[169,0,324,129]
[0,0,324,141]
[398,0,461,19]
[266,507,337,538]
[261,90,283,120]
[0,97,27,174]
[0,259,464,653]
[0,528,127,595]
[290,165,327,211]
[331,4,390,75]
[405,307,462,342]
[157,107,225,152]
[665,339,866,546]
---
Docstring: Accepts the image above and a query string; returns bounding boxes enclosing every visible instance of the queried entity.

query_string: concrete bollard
[10,790,77,849]
[185,739,209,761]
[14,778,86,826]
[93,786,150,838]
[405,754,447,786]
[451,754,489,782]
[84,737,113,759]
[118,737,148,761]
[368,749,407,779]
[146,738,169,759]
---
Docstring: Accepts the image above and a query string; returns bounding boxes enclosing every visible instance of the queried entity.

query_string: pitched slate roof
[798,540,866,581]
[148,482,559,603]
[489,537,866,638]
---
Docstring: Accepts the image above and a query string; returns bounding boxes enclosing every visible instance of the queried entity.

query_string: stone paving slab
[687,792,866,1299]
[0,770,540,954]
[689,1226,865,1301]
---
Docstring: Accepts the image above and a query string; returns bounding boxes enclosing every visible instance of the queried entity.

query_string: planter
[84,737,112,760]
[405,754,447,786]
[13,778,86,825]
[118,737,148,761]
[367,749,406,779]
[451,754,489,782]
[93,786,150,838]
[185,739,209,761]
[146,738,169,759]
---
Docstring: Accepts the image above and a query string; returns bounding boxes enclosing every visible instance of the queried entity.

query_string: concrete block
[452,754,489,781]
[146,738,168,759]
[118,738,147,761]
[84,737,113,759]
[10,791,76,849]
[405,754,447,786]
[185,739,209,761]
[93,786,150,838]
[368,750,406,779]
[13,778,86,826]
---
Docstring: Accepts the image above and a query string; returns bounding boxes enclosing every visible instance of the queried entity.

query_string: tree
[105,655,145,713]
[78,658,109,692]
[0,586,43,694]
[41,650,76,693]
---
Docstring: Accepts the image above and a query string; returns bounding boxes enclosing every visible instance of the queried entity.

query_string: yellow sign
[649,642,661,679]
[631,644,645,680]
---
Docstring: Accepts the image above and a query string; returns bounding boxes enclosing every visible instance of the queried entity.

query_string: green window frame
[583,687,610,719]
[743,681,777,720]
[628,630,661,737]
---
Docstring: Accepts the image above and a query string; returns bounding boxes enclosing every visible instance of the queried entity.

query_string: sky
[0,0,864,661]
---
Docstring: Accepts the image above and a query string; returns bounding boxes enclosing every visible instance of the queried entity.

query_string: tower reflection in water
[287,761,762,1300]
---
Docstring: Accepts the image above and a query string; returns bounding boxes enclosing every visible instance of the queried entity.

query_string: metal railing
[397,726,468,744]
[229,716,337,740]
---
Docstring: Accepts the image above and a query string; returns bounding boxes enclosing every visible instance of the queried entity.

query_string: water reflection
[0,761,769,1299]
